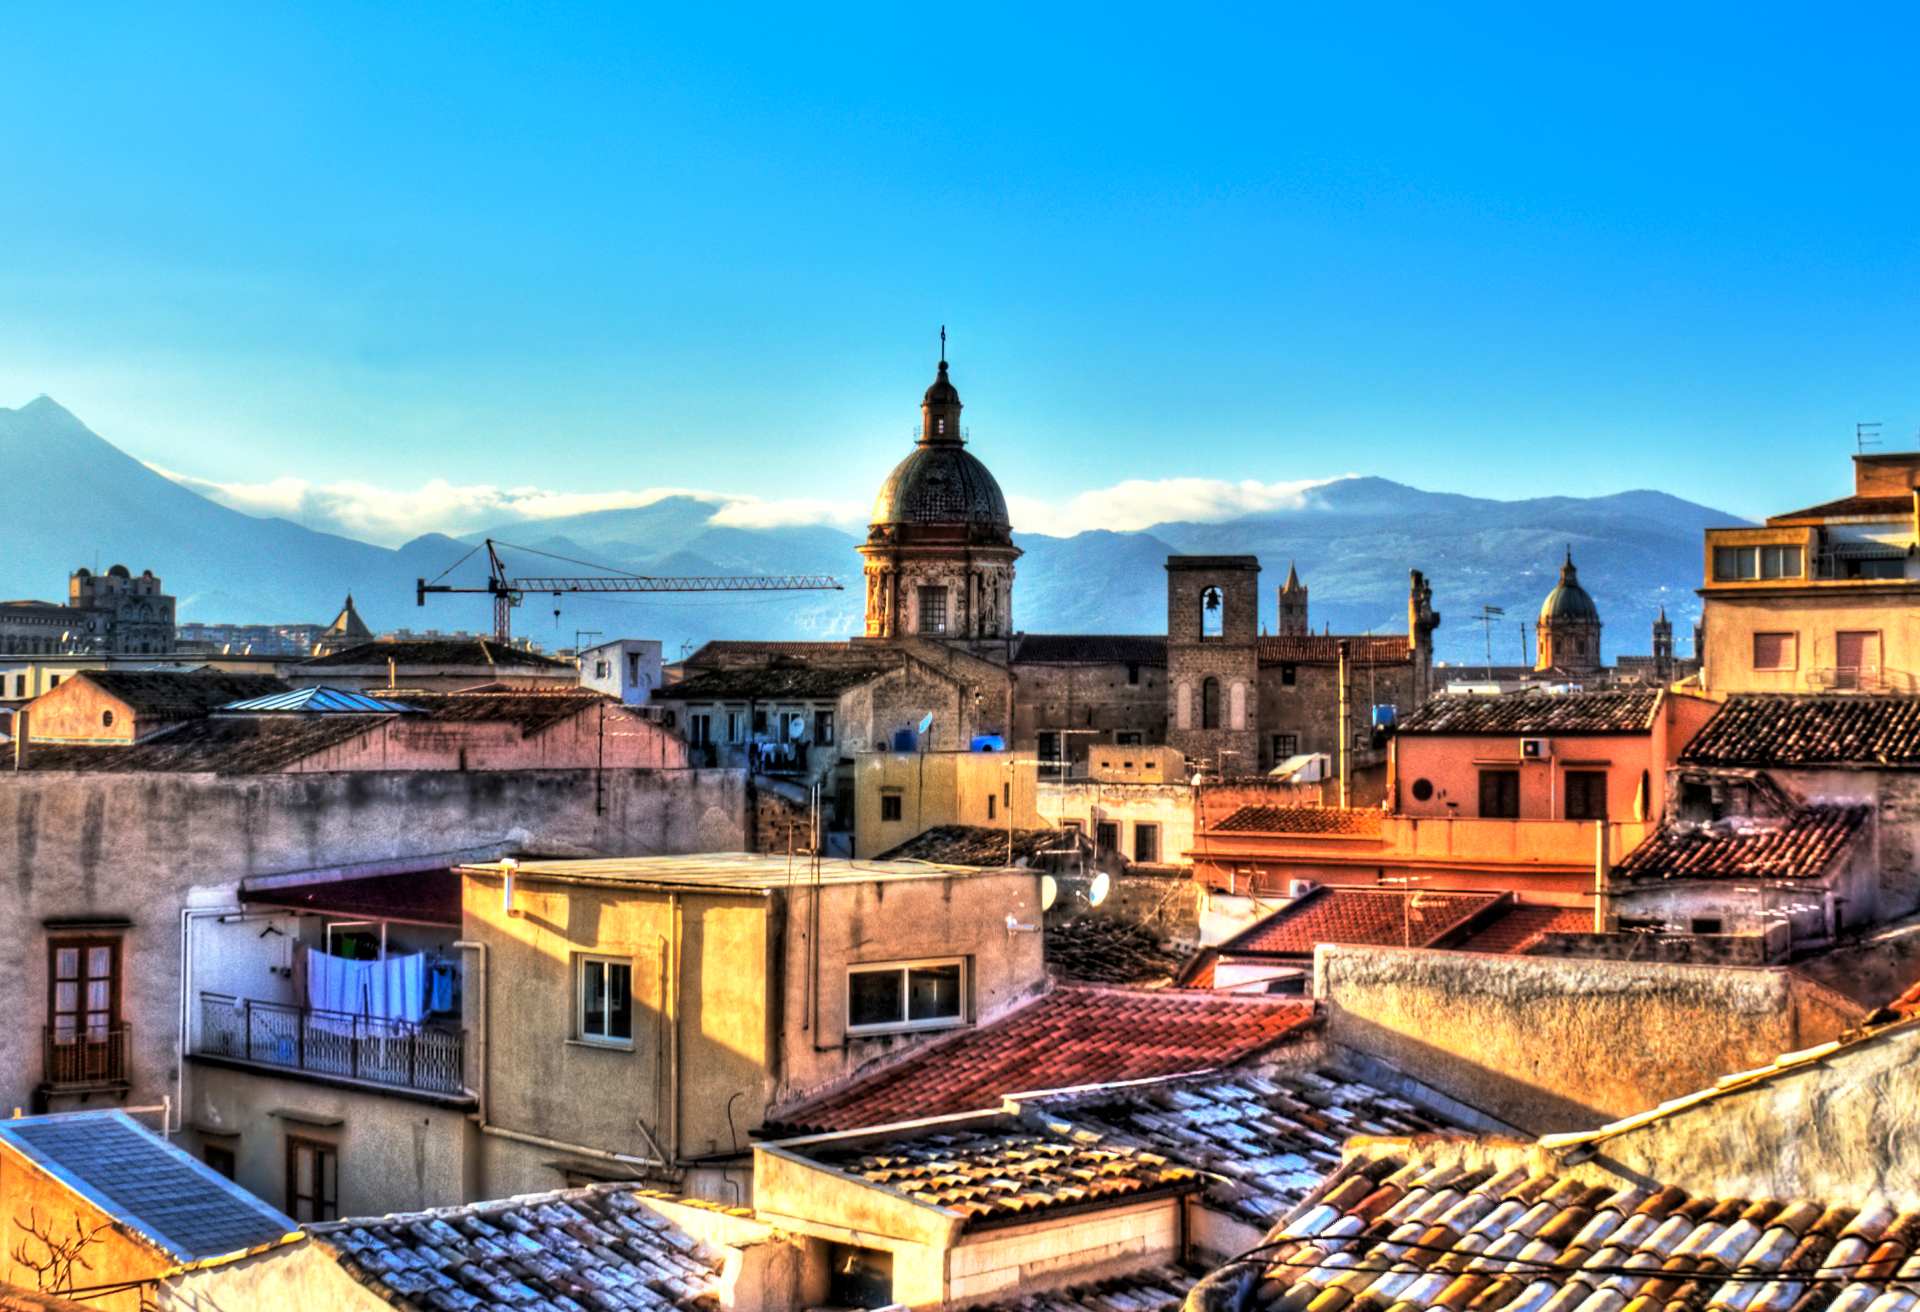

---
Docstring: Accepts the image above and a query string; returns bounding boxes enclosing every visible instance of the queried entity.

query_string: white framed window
[847,958,965,1035]
[577,956,634,1046]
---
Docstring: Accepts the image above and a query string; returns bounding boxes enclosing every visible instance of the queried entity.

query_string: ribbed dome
[870,444,1011,529]
[1539,551,1600,623]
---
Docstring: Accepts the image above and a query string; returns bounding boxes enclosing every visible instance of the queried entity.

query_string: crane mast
[416,539,843,643]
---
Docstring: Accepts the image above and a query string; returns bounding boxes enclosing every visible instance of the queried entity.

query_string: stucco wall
[0,766,745,1118]
[162,1238,385,1312]
[0,1141,171,1312]
[1315,943,1866,1133]
[1037,780,1194,869]
[184,1064,471,1220]
[1577,1021,1920,1208]
[1701,590,1920,695]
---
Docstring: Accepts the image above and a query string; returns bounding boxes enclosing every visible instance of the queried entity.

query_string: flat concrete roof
[459,852,1021,891]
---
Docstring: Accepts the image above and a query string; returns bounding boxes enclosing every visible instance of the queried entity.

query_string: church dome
[1539,550,1600,623]
[870,444,1011,528]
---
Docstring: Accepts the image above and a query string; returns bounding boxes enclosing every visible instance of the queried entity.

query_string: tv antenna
[1857,421,1883,453]
[1475,605,1506,680]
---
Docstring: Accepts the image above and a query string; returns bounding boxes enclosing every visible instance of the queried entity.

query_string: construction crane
[416,539,843,643]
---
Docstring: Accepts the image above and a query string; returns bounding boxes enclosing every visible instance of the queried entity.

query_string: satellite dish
[1088,872,1111,908]
[1040,875,1058,912]
[917,712,935,735]
[788,717,806,740]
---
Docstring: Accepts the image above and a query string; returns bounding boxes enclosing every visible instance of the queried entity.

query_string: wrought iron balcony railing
[196,992,464,1097]
[42,1023,132,1092]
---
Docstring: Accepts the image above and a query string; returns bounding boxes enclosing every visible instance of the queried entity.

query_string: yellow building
[458,853,1048,1204]
[852,750,1044,857]
[1700,451,1920,694]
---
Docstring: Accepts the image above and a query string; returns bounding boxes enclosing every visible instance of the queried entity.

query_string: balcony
[41,1024,132,1094]
[1805,665,1918,693]
[195,992,465,1098]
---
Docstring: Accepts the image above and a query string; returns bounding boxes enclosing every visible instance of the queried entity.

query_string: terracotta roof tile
[19,715,383,774]
[1681,695,1920,768]
[1257,636,1412,667]
[301,638,568,670]
[877,825,1064,866]
[655,661,891,700]
[311,1184,726,1311]
[1202,1153,1920,1312]
[769,986,1316,1133]
[1441,904,1592,954]
[405,688,614,735]
[1220,888,1504,957]
[967,1264,1197,1312]
[792,1119,1202,1226]
[1045,917,1190,985]
[1215,807,1383,836]
[1028,1069,1463,1227]
[60,670,291,717]
[1398,690,1660,735]
[1613,805,1870,881]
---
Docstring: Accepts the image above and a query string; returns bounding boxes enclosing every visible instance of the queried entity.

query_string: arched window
[1202,677,1221,729]
[1200,587,1224,639]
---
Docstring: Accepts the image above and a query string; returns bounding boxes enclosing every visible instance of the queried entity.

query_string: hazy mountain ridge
[1,398,1742,662]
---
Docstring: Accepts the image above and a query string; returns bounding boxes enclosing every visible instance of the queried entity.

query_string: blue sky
[2,3,1917,542]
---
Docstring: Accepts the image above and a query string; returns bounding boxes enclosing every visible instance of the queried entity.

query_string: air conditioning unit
[1520,738,1550,760]
[1288,878,1319,900]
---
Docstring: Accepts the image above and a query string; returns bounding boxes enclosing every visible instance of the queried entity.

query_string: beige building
[456,854,1049,1204]
[1700,449,1920,693]
[1035,746,1195,869]
[852,750,1044,858]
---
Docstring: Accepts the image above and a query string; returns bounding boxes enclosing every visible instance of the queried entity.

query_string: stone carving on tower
[858,348,1020,640]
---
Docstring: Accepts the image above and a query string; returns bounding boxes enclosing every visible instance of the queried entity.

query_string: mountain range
[0,397,1743,665]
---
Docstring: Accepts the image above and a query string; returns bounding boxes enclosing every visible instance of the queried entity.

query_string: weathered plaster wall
[1315,944,1867,1133]
[184,1064,471,1220]
[1010,663,1167,766]
[162,1238,386,1312]
[0,1141,170,1312]
[0,767,745,1118]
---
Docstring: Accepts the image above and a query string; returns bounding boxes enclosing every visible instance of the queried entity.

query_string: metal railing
[1804,665,1916,693]
[196,992,464,1097]
[42,1024,132,1090]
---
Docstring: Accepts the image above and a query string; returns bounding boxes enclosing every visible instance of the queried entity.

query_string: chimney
[12,708,27,771]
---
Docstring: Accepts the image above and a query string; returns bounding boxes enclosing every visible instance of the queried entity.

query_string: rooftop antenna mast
[1476,605,1506,680]
[1857,421,1883,453]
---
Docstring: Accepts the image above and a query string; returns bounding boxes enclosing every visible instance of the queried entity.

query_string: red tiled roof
[1213,806,1383,836]
[1884,977,1920,1019]
[768,985,1316,1133]
[1257,636,1411,667]
[1769,493,1913,521]
[1442,903,1592,954]
[1613,805,1870,881]
[1680,695,1920,768]
[1397,689,1660,735]
[1219,887,1504,957]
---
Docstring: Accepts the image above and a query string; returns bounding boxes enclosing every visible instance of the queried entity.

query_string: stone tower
[1536,548,1603,675]
[857,352,1020,640]
[1408,569,1442,702]
[1278,562,1309,636]
[1652,607,1673,680]
[1166,555,1261,774]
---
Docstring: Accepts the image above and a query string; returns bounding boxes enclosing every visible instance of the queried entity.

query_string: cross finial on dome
[940,324,946,365]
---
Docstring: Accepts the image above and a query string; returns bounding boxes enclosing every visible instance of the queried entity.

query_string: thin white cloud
[151,465,1348,545]
[1006,476,1345,537]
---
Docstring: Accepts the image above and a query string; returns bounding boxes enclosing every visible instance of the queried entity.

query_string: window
[1200,586,1224,638]
[46,937,120,1087]
[1837,630,1882,673]
[594,660,610,679]
[918,586,948,634]
[780,710,806,743]
[100,710,114,728]
[1752,632,1797,671]
[1411,778,1434,802]
[577,956,634,1045]
[1564,770,1608,821]
[1270,733,1298,762]
[1281,664,1297,687]
[688,713,712,746]
[815,710,835,745]
[1126,663,1141,686]
[1116,731,1143,746]
[1201,677,1221,729]
[627,653,641,683]
[752,709,768,735]
[847,960,965,1033]
[1002,781,1011,806]
[880,793,903,822]
[1096,821,1119,854]
[286,1136,338,1222]
[1133,823,1160,863]
[987,794,997,821]
[48,674,59,688]
[726,711,741,743]
[1713,544,1802,581]
[1478,769,1521,819]
[1690,916,1724,936]
[203,1143,236,1179]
